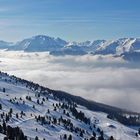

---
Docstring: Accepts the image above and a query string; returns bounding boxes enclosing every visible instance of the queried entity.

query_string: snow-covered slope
[0,72,139,140]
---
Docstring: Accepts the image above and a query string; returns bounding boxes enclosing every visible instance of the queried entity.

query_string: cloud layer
[0,51,140,112]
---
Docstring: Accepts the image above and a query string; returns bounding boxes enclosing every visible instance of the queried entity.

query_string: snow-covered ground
[0,72,139,140]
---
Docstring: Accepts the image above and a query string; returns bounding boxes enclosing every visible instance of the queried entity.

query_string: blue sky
[0,0,140,42]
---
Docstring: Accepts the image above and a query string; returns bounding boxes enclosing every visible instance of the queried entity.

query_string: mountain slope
[0,35,140,61]
[0,72,139,140]
[0,41,13,50]
[11,35,68,52]
[95,38,139,55]
[0,35,138,54]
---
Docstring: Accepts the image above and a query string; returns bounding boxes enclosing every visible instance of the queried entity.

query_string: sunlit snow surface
[0,75,139,140]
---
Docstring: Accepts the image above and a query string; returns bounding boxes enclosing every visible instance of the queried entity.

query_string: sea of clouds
[0,50,140,112]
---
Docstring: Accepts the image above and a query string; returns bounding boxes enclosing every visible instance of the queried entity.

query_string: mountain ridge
[0,35,140,61]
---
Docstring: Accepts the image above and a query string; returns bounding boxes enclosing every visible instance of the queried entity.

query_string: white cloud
[0,51,140,112]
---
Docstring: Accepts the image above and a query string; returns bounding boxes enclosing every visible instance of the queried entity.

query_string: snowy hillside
[0,71,139,140]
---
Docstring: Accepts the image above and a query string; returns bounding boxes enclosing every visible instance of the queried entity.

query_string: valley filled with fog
[0,50,140,112]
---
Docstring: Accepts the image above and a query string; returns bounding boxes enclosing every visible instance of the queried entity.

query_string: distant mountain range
[1,35,140,61]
